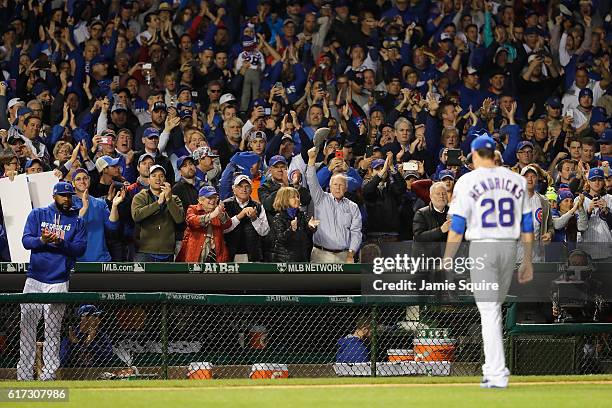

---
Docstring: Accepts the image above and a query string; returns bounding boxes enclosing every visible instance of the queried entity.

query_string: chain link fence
[0,293,610,380]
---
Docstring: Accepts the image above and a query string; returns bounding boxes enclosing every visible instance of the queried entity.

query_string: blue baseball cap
[77,304,102,317]
[198,185,218,198]
[371,159,385,169]
[517,140,534,151]
[143,127,160,138]
[269,155,287,167]
[579,88,594,99]
[17,107,32,117]
[545,96,562,109]
[252,98,270,109]
[90,55,108,66]
[24,158,42,169]
[178,107,193,118]
[589,107,606,126]
[53,181,76,196]
[588,167,605,180]
[598,129,612,144]
[471,135,496,151]
[194,39,213,54]
[176,155,195,169]
[557,190,574,203]
[32,82,49,96]
[439,169,455,180]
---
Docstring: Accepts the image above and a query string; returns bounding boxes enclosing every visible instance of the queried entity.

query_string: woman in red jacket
[176,186,232,262]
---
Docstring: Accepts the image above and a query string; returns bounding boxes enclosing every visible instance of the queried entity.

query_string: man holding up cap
[18,182,86,380]
[306,147,362,263]
[132,164,184,262]
[576,167,612,260]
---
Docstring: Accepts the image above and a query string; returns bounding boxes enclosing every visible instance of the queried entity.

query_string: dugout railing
[0,292,611,380]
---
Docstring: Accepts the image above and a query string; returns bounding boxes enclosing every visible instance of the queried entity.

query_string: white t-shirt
[448,166,531,241]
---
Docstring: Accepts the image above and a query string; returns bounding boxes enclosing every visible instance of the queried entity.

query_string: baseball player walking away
[444,135,534,388]
[17,182,86,380]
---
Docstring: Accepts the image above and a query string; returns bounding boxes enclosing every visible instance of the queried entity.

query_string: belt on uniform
[313,245,348,254]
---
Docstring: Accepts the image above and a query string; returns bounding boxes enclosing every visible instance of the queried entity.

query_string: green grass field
[1,376,612,407]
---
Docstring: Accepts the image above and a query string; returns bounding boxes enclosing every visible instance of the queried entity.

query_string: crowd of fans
[0,0,611,263]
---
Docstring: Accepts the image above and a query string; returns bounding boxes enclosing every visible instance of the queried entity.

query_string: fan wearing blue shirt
[72,168,125,262]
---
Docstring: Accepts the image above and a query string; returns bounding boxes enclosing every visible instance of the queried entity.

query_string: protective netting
[0,294,610,380]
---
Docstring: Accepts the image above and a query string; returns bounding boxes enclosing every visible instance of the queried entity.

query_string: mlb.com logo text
[102,263,145,272]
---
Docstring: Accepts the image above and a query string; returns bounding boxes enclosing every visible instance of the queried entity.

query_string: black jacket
[172,178,199,240]
[398,192,419,241]
[412,203,449,258]
[268,210,311,262]
[222,196,266,261]
[362,172,405,235]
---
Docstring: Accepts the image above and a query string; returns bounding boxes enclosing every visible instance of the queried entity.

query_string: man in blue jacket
[17,182,87,381]
[336,316,371,363]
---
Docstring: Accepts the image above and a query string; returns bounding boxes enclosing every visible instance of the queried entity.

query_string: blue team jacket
[22,203,87,284]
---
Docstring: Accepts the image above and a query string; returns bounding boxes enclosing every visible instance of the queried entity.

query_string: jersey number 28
[481,198,515,228]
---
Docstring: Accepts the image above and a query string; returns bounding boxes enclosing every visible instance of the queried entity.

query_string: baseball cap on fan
[77,304,102,317]
[7,98,23,110]
[520,165,539,176]
[588,168,604,180]
[176,155,195,169]
[53,181,76,196]
[219,93,236,105]
[95,155,121,173]
[199,185,218,198]
[439,170,455,180]
[233,174,252,187]
[138,153,155,164]
[149,164,166,175]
